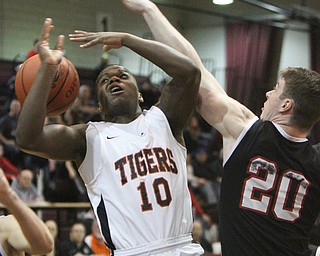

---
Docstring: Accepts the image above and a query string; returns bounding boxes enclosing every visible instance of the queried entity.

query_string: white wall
[185,26,226,89]
[279,29,311,70]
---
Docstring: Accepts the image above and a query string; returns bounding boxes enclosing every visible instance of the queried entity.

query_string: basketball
[15,54,80,116]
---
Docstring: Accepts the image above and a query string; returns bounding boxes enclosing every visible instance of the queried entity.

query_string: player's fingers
[79,38,100,48]
[69,36,93,42]
[55,35,65,51]
[40,18,53,42]
[69,33,98,42]
[69,30,91,37]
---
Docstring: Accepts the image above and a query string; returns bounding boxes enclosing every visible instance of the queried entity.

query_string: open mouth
[109,85,124,95]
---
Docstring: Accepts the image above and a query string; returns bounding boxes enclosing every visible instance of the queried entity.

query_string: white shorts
[153,243,205,256]
[114,235,204,256]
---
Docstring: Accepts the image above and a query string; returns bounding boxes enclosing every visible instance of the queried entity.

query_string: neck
[104,109,142,123]
[277,123,309,138]
[105,113,140,123]
[269,115,309,139]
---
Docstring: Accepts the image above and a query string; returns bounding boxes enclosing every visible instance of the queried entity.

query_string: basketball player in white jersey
[0,168,53,256]
[16,18,203,255]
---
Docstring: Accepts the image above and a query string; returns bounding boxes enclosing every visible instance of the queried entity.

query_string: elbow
[15,127,37,152]
[43,237,54,254]
[15,132,29,152]
[188,63,201,89]
[32,235,54,255]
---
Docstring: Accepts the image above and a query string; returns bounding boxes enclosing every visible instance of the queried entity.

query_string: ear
[98,103,102,112]
[279,98,294,113]
[138,93,144,103]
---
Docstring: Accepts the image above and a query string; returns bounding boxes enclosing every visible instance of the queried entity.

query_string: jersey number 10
[137,177,172,212]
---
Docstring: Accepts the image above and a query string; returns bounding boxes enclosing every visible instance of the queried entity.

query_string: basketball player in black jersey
[0,168,53,256]
[122,1,320,255]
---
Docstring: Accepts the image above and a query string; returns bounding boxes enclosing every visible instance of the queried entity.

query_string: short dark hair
[280,67,320,130]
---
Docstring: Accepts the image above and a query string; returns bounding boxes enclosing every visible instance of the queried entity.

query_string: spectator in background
[11,169,44,203]
[72,84,99,122]
[26,38,39,59]
[184,114,202,157]
[192,219,214,256]
[46,159,87,202]
[85,218,110,255]
[59,222,93,256]
[0,143,19,183]
[190,147,220,208]
[0,98,25,168]
[63,106,85,126]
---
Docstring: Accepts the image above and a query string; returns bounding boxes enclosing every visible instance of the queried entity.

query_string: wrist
[141,1,156,15]
[0,188,19,207]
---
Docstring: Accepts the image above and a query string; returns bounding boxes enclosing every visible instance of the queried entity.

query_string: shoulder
[71,123,88,134]
[144,106,164,118]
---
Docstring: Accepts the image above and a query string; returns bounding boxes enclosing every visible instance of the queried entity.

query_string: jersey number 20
[240,157,310,222]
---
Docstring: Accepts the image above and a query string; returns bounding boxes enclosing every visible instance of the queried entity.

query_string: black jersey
[220,119,320,256]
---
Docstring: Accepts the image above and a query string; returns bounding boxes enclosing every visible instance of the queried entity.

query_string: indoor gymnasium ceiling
[153,0,320,30]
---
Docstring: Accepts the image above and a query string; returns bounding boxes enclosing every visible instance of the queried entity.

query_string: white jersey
[78,106,203,256]
[0,216,7,256]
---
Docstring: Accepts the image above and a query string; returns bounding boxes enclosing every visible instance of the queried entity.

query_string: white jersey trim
[272,122,308,142]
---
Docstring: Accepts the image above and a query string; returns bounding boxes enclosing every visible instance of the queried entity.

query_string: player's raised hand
[121,0,154,14]
[69,31,125,52]
[37,18,65,65]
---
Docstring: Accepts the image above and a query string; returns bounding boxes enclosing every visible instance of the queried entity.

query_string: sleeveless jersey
[220,118,320,256]
[78,106,203,255]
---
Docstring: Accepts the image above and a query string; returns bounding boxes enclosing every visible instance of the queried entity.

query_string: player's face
[96,65,140,116]
[260,78,286,121]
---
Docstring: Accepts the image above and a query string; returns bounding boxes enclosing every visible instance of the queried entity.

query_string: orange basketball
[15,54,80,116]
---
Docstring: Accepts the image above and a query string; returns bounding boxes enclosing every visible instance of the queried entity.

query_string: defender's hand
[69,31,125,52]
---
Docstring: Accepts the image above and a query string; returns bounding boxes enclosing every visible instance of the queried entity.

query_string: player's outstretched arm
[0,169,53,254]
[16,18,86,163]
[121,0,255,150]
[70,31,200,144]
